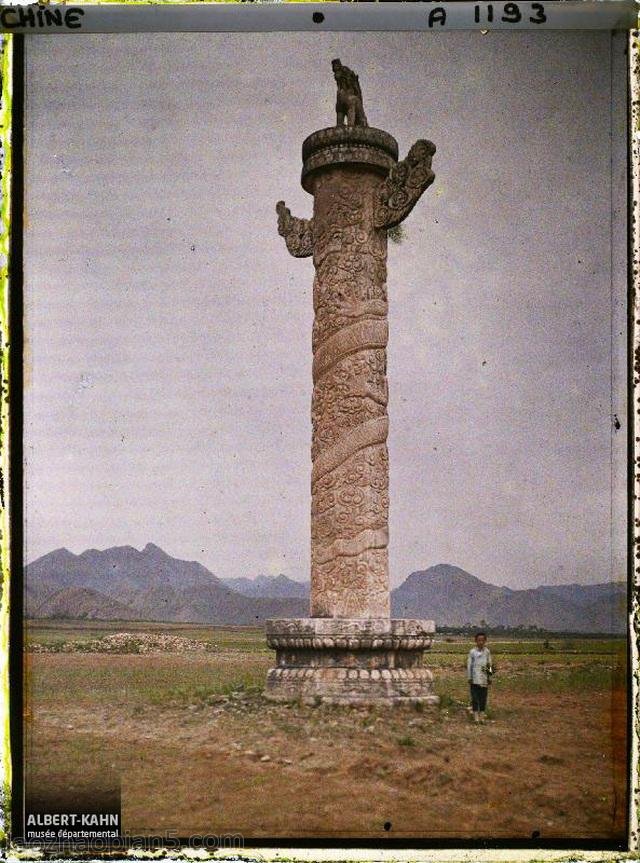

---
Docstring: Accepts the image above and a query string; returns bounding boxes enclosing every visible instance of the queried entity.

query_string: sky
[23,31,627,589]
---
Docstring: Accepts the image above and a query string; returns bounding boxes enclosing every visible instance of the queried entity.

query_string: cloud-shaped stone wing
[373,139,436,230]
[276,201,314,258]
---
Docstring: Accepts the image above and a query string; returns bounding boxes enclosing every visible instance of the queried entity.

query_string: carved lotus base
[264,618,439,706]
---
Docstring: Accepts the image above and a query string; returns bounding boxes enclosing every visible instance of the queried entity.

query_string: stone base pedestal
[265,618,439,706]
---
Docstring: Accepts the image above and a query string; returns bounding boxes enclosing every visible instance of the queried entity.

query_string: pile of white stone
[29,632,217,654]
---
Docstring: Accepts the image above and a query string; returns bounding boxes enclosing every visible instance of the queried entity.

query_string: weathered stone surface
[265,618,437,705]
[269,61,438,705]
[266,617,435,643]
[266,666,440,707]
[276,201,313,258]
[374,139,436,229]
[301,126,397,193]
[308,153,393,619]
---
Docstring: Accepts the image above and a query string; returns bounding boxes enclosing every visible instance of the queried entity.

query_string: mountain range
[25,544,305,625]
[222,574,309,599]
[25,545,626,633]
[391,564,625,633]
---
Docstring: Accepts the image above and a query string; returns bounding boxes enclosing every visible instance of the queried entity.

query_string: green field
[26,620,626,707]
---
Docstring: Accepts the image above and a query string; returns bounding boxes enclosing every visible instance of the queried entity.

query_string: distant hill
[391,564,626,634]
[221,574,309,599]
[38,586,139,621]
[26,544,307,624]
[26,547,626,633]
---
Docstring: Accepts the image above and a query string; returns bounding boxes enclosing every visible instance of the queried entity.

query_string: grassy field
[24,620,627,841]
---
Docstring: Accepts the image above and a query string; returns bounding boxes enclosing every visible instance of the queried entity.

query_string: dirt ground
[24,625,627,842]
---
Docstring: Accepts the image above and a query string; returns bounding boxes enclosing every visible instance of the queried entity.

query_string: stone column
[308,129,396,621]
[266,63,438,705]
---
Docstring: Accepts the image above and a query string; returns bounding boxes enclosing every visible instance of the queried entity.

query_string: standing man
[467,631,493,723]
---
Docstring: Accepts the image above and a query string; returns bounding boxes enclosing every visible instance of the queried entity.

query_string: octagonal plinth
[265,618,439,706]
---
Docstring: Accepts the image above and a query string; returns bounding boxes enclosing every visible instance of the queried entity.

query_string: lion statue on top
[332,59,368,128]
